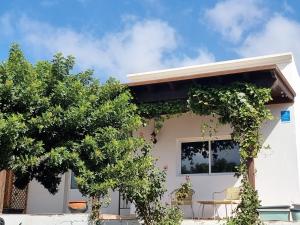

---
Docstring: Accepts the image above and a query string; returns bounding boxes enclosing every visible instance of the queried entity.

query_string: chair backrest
[225,187,240,200]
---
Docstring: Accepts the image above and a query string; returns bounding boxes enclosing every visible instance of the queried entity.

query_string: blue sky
[1,0,300,81]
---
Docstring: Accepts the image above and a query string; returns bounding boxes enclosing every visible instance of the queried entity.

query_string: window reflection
[180,139,240,174]
[181,141,209,174]
[211,140,240,173]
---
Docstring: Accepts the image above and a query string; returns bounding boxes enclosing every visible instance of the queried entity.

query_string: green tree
[0,45,182,224]
[0,43,144,198]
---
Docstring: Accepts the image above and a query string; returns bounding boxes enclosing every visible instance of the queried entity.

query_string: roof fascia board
[273,66,296,97]
[127,53,292,85]
[127,65,276,86]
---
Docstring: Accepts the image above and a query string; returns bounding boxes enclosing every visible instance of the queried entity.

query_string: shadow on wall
[140,114,242,219]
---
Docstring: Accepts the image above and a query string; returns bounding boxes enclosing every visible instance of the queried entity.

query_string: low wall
[0,214,138,225]
[1,214,300,225]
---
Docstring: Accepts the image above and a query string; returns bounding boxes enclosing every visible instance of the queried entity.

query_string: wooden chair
[170,188,195,219]
[197,187,240,219]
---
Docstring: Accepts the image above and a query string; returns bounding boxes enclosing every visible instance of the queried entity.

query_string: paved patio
[182,220,300,225]
[1,214,300,225]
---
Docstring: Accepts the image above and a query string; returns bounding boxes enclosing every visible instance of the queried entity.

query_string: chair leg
[215,204,220,219]
[213,204,215,219]
[201,204,205,219]
[225,204,228,218]
[191,204,194,219]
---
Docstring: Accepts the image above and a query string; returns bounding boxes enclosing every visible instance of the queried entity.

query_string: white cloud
[121,14,139,24]
[40,0,85,7]
[165,49,215,68]
[204,0,266,42]
[237,15,300,68]
[141,0,165,14]
[0,13,14,36]
[283,1,294,14]
[40,0,62,7]
[1,15,214,81]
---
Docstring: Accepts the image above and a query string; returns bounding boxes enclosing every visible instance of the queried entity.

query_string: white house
[1,53,300,219]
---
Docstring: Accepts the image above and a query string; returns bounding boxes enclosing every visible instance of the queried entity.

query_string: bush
[119,154,183,225]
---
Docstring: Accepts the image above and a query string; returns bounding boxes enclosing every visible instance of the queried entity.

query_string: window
[181,139,240,174]
[70,172,78,189]
[181,141,209,174]
[211,140,240,173]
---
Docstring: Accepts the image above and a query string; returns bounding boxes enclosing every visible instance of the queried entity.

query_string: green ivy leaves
[138,82,273,225]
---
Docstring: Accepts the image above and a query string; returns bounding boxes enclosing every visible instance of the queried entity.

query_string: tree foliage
[0,44,143,194]
[0,44,182,224]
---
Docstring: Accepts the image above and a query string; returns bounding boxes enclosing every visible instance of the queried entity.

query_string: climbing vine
[138,82,273,225]
[139,100,188,143]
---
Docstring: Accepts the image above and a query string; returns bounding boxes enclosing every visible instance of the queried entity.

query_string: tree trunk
[0,170,6,213]
[247,158,255,188]
[90,196,101,221]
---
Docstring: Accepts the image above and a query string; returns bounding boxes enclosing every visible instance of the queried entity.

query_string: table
[196,200,239,219]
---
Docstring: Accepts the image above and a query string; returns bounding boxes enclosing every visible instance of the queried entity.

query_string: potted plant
[175,176,193,204]
[68,200,88,213]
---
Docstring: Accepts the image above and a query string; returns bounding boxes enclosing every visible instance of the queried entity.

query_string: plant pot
[68,200,88,213]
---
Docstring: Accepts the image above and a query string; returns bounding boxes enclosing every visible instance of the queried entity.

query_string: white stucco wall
[26,172,120,215]
[255,56,300,206]
[137,113,240,218]
[26,104,300,217]
[26,175,65,214]
[68,185,119,215]
[256,103,300,205]
[278,57,300,198]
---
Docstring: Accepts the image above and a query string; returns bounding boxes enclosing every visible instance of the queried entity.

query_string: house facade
[1,53,300,218]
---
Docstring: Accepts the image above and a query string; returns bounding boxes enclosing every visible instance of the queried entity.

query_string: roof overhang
[127,53,296,104]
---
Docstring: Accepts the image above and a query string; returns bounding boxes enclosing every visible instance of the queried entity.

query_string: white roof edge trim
[127,52,293,83]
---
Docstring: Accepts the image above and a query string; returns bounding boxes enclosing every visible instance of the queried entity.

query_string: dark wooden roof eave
[128,66,296,105]
[127,65,277,87]
[273,66,296,99]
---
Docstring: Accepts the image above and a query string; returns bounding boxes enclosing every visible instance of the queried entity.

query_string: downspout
[62,171,70,213]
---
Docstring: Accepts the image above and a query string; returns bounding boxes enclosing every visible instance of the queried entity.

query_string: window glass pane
[70,172,78,189]
[181,141,209,174]
[211,140,240,173]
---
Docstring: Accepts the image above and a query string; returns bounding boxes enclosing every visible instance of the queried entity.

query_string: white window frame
[176,135,238,176]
